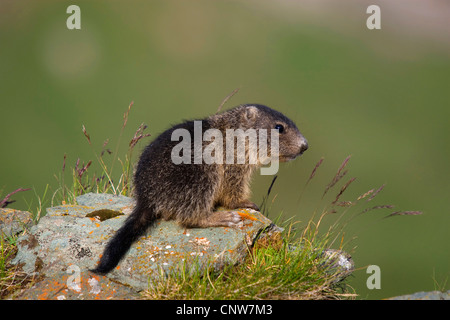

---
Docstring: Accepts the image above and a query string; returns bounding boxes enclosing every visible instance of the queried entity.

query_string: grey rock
[15,270,140,300]
[288,245,354,284]
[388,290,450,300]
[75,192,135,213]
[0,208,34,238]
[13,193,274,293]
[320,249,354,283]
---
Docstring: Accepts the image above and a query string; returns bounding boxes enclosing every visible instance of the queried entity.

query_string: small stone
[320,249,355,283]
[388,290,450,300]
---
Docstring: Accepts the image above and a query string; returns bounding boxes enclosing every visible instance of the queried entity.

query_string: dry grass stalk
[217,87,240,113]
[75,159,92,178]
[367,184,385,201]
[100,139,112,157]
[297,157,325,206]
[332,177,356,205]
[385,211,423,218]
[357,189,374,201]
[308,157,324,182]
[359,204,395,215]
[129,123,151,149]
[81,125,91,145]
[323,155,351,197]
[0,188,31,208]
[335,201,354,207]
[122,101,134,129]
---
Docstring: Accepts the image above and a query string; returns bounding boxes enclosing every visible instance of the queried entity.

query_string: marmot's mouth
[279,153,302,162]
[280,145,308,162]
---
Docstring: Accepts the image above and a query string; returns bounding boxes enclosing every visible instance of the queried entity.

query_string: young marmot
[91,104,308,274]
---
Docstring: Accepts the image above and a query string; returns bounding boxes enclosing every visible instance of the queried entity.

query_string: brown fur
[91,104,308,274]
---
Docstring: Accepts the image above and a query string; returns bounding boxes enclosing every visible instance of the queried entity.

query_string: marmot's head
[235,104,308,163]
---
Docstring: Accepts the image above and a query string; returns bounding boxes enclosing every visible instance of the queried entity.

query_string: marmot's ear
[242,106,258,124]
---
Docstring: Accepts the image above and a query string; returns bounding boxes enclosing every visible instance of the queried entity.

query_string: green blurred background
[1,0,449,299]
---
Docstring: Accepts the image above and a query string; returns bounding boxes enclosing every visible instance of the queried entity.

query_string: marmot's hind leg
[181,210,243,228]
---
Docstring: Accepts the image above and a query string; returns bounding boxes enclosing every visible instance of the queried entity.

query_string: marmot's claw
[221,211,243,227]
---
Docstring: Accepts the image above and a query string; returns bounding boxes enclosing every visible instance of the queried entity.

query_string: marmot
[91,104,308,274]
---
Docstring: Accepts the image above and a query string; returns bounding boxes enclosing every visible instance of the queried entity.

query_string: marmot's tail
[91,204,155,275]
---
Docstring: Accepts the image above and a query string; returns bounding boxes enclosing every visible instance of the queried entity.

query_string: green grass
[0,234,34,299]
[143,225,354,300]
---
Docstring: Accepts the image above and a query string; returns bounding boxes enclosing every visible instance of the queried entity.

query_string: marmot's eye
[274,124,284,133]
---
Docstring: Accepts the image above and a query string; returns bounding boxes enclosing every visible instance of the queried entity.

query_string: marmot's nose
[300,141,308,154]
